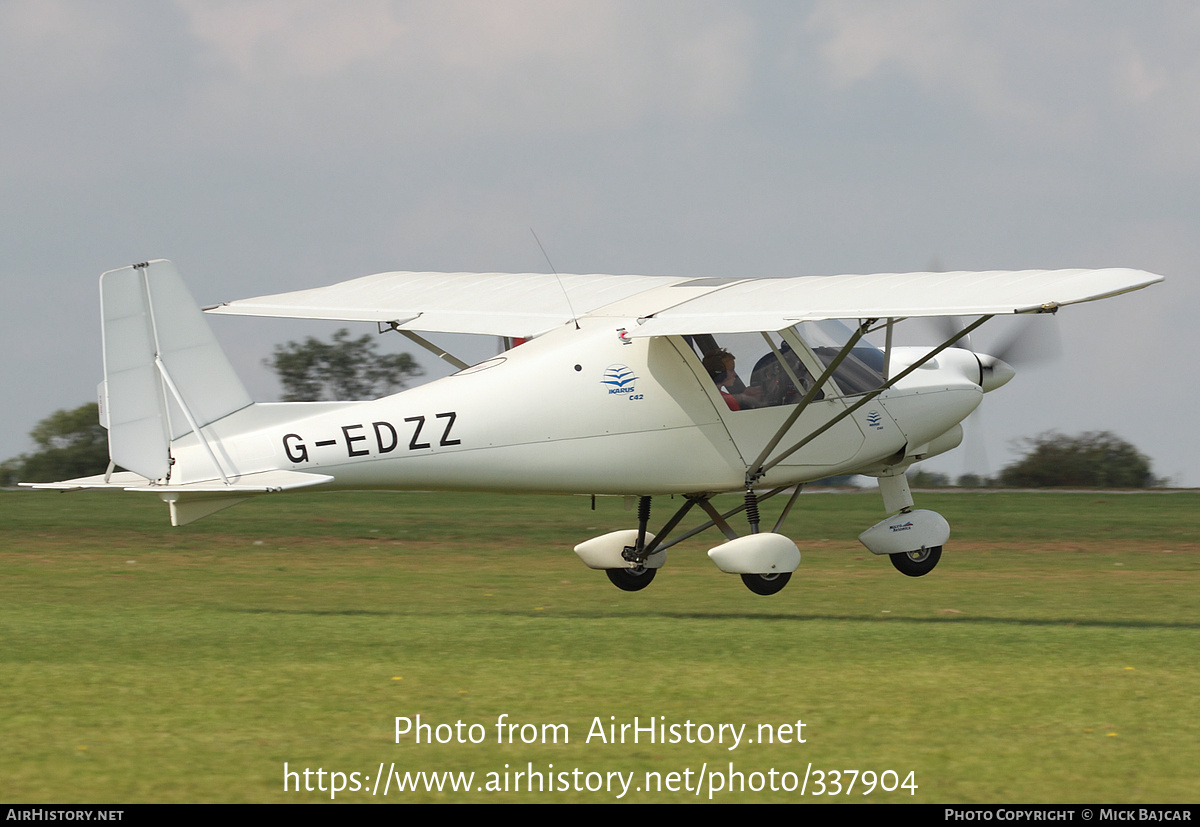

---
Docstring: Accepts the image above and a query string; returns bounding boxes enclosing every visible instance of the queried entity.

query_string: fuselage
[166,318,985,496]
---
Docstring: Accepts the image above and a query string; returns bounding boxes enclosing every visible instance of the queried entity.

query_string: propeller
[929,313,1063,483]
[933,312,1061,367]
[931,313,1061,392]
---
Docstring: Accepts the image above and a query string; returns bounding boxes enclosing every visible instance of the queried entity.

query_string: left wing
[206,271,686,338]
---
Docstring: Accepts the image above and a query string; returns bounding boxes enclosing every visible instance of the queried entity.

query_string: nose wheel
[889,546,942,577]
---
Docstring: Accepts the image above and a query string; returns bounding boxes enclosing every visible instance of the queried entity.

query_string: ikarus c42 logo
[601,364,640,399]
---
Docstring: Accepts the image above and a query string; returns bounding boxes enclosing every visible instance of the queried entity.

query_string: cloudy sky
[2,1,1196,485]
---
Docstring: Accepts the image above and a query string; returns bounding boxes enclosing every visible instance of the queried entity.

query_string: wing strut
[883,318,897,379]
[746,315,994,485]
[385,323,470,370]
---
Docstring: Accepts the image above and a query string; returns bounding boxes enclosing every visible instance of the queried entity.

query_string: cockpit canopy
[683,321,885,412]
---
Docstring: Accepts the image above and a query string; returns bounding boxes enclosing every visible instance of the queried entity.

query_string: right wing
[627,268,1165,336]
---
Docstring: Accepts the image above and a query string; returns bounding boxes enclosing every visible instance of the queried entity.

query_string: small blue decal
[602,364,638,395]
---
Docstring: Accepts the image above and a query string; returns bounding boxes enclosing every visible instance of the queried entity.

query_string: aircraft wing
[207,267,1162,337]
[206,271,687,338]
[626,268,1164,335]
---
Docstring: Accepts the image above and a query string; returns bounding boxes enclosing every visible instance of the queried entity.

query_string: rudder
[100,260,251,481]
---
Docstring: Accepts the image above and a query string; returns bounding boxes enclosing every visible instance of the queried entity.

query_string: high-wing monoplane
[28,261,1162,594]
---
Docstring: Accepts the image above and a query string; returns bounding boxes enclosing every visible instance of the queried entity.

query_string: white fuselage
[167,318,983,496]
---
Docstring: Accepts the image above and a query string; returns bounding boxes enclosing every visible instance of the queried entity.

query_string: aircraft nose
[977,354,1016,392]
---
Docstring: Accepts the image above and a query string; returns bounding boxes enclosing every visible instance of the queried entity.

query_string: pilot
[703,350,761,411]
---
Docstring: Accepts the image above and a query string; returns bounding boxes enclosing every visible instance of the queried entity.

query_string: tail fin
[100,260,252,481]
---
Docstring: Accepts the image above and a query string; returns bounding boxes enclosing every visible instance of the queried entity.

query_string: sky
[1,1,1196,485]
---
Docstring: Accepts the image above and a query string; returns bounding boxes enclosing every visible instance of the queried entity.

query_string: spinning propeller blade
[931,313,1062,481]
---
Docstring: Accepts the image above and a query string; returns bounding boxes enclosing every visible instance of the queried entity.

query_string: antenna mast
[530,228,579,329]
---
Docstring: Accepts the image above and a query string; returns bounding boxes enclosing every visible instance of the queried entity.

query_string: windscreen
[793,320,886,396]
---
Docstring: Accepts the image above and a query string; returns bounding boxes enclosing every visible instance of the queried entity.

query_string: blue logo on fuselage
[602,364,637,395]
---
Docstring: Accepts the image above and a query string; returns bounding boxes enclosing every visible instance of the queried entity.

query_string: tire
[889,546,942,577]
[740,572,791,595]
[606,566,656,591]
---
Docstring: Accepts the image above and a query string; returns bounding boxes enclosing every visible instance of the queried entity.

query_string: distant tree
[908,470,951,488]
[1,403,110,485]
[267,329,423,401]
[956,473,993,489]
[808,474,859,488]
[998,431,1157,488]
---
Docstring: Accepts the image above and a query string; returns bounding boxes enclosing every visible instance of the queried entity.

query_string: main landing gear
[606,566,657,591]
[740,572,791,595]
[606,495,659,592]
[573,488,805,596]
[576,474,953,593]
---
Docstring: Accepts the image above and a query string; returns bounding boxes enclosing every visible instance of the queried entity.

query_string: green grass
[2,489,1198,802]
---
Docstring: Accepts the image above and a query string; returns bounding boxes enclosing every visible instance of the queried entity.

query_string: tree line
[909,431,1163,489]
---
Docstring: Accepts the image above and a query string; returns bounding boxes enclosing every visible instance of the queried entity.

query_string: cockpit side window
[684,332,823,411]
[684,323,886,409]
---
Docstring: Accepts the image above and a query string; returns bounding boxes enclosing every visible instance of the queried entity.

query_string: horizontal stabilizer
[23,469,333,493]
[22,471,150,490]
[23,469,333,527]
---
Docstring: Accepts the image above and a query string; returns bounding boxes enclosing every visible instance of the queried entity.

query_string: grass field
[2,488,1198,803]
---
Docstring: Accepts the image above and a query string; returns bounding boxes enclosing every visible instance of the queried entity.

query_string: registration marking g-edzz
[282,411,460,463]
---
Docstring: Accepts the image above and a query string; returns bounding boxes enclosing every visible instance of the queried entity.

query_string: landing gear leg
[744,488,760,535]
[734,487,795,596]
[606,496,656,591]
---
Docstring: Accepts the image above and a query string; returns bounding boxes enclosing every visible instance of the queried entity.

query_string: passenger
[748,342,820,407]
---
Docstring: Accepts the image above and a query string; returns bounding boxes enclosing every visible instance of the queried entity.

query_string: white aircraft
[28,260,1162,595]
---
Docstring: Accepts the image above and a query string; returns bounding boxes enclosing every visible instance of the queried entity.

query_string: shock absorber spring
[636,495,652,552]
[744,489,760,534]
